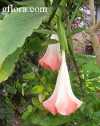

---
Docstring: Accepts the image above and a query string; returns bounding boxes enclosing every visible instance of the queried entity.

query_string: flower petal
[39,43,61,71]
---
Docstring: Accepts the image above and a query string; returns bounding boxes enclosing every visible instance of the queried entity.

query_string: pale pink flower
[43,51,82,115]
[39,43,61,71]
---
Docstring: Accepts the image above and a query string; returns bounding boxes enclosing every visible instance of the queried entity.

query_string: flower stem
[57,15,69,53]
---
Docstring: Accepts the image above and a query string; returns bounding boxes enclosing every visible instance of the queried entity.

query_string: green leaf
[22,105,33,120]
[23,72,35,81]
[0,11,43,68]
[25,35,46,53]
[32,85,44,94]
[0,49,21,83]
[5,84,17,94]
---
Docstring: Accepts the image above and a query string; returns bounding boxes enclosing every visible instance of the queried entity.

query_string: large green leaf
[0,49,21,83]
[0,0,45,82]
[0,12,43,68]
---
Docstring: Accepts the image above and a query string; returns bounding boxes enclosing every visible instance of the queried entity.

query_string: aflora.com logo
[2,4,48,13]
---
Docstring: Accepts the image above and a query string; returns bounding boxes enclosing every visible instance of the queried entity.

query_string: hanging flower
[39,43,61,71]
[43,51,82,116]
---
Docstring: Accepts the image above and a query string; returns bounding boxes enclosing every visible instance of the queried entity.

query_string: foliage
[0,0,100,126]
[0,9,44,82]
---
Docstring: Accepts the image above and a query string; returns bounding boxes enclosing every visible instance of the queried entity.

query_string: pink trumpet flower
[43,51,82,116]
[39,43,61,71]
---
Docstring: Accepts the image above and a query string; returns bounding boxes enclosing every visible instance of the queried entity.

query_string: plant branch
[68,38,85,95]
[67,18,84,95]
[47,0,62,24]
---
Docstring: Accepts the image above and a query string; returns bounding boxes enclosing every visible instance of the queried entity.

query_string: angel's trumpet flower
[43,51,82,115]
[39,43,61,71]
